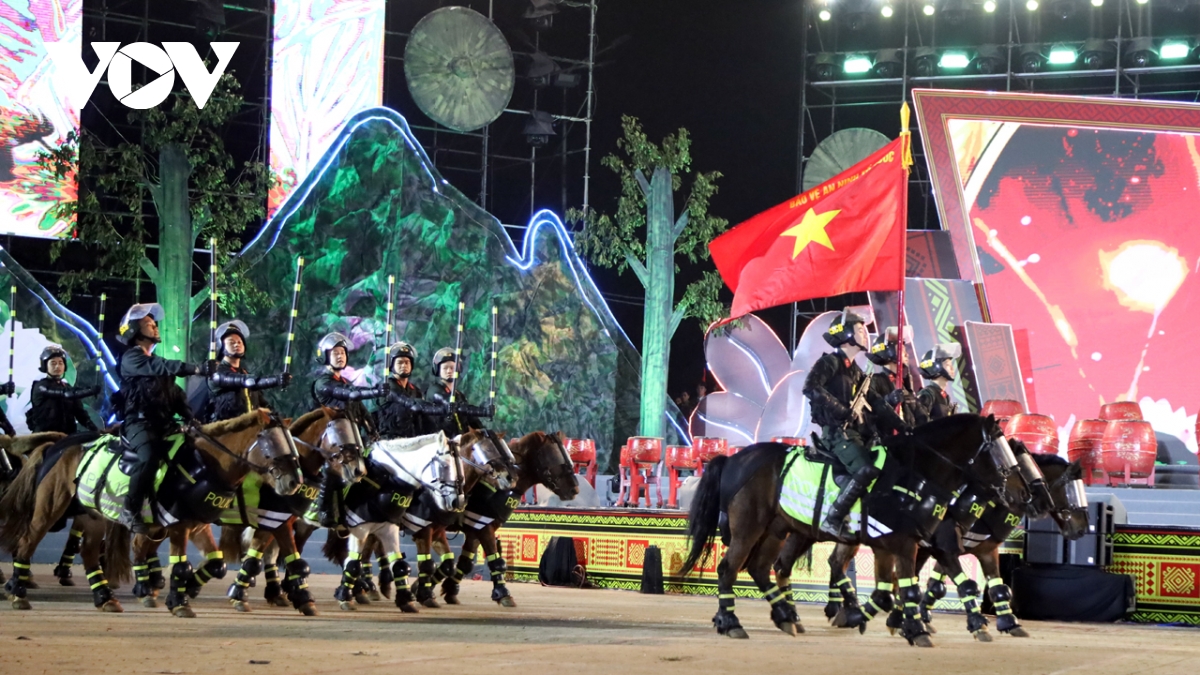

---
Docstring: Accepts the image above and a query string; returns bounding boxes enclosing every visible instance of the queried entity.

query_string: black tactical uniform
[917,382,957,421]
[0,380,16,436]
[865,331,926,432]
[27,345,100,434]
[203,321,287,423]
[426,347,492,437]
[917,343,963,422]
[372,342,447,439]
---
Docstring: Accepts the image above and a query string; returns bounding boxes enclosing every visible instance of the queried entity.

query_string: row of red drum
[1068,418,1157,486]
[982,399,1146,427]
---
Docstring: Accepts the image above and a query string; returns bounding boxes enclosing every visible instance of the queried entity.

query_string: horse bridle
[1047,464,1089,523]
[539,434,576,493]
[185,418,298,482]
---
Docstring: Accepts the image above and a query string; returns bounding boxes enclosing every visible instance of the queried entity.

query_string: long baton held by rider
[382,274,395,378]
[282,257,305,375]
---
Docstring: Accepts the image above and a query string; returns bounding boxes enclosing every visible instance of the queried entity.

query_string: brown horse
[681,414,1015,646]
[0,432,66,587]
[215,408,367,615]
[0,409,302,616]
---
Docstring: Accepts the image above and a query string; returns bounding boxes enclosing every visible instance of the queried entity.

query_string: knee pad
[392,557,411,579]
[285,558,310,578]
[956,579,980,598]
[900,583,921,606]
[871,589,894,613]
[240,556,263,577]
[456,554,476,576]
[202,556,228,581]
[437,557,456,579]
[171,559,195,582]
[925,578,947,600]
[344,559,362,578]
[988,583,1012,604]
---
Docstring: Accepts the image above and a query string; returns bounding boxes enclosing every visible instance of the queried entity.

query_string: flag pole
[896,102,913,399]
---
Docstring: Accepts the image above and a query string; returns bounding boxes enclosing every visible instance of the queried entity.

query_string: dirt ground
[1,564,1197,675]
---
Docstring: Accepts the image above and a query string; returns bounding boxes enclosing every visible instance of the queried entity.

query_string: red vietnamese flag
[710,136,908,318]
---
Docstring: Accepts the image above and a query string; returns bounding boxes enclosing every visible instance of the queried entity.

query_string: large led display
[913,90,1200,453]
[0,0,81,238]
[268,0,385,218]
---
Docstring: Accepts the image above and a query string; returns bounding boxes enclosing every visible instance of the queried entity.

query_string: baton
[208,238,218,361]
[382,275,395,378]
[96,292,107,383]
[448,301,464,406]
[282,257,305,375]
[489,305,497,407]
[7,285,14,391]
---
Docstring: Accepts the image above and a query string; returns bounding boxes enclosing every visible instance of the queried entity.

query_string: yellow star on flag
[781,207,840,259]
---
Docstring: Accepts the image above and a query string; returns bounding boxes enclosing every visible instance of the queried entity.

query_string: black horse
[681,414,1017,647]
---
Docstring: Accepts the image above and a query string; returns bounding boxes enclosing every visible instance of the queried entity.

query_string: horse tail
[323,531,349,565]
[220,525,247,562]
[681,454,729,576]
[103,521,133,585]
[0,444,51,554]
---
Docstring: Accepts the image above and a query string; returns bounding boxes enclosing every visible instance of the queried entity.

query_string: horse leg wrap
[987,578,1020,633]
[953,573,988,633]
[434,551,455,584]
[133,562,152,598]
[921,570,947,623]
[55,528,83,584]
[391,551,411,579]
[5,558,31,598]
[357,560,377,596]
[454,551,476,582]
[86,565,114,607]
[899,577,929,644]
[147,556,166,590]
[263,565,283,602]
[486,552,510,602]
[713,594,743,635]
[335,552,362,603]
[414,553,434,602]
[190,552,226,596]
[228,549,264,602]
[824,586,842,620]
[166,556,194,610]
[765,587,796,627]
[282,553,312,607]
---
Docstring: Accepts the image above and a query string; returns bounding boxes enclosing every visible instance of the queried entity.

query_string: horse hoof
[727,628,749,640]
[231,600,250,613]
[25,580,39,590]
[11,598,31,610]
[172,606,196,618]
[793,622,805,635]
[339,601,357,611]
[830,607,848,628]
[59,578,75,587]
[421,598,439,609]
[368,590,382,602]
[1007,627,1031,638]
[100,600,123,613]
[444,595,461,605]
[299,603,318,617]
[778,622,797,637]
[398,603,419,614]
[913,634,935,648]
[974,629,993,643]
[499,596,516,608]
[269,596,290,608]
[925,622,938,635]
[887,626,898,636]
[353,594,370,606]
[141,596,158,609]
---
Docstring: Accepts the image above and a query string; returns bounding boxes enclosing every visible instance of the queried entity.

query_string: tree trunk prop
[636,167,677,439]
[149,143,195,360]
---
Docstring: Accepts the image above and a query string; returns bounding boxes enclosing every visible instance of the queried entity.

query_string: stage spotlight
[1048,43,1078,65]
[1134,0,1148,4]
[811,52,838,81]
[523,110,556,147]
[1080,38,1115,69]
[819,8,832,20]
[913,47,939,76]
[984,0,998,10]
[844,54,874,74]
[1026,0,1039,9]
[1160,39,1191,60]
[1124,37,1156,67]
[873,48,904,78]
[923,3,936,15]
[940,50,971,70]
[524,0,560,31]
[881,4,894,17]
[1020,44,1045,72]
[972,45,1005,74]
[1090,0,1103,6]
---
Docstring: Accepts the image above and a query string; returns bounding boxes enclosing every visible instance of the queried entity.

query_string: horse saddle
[806,433,851,487]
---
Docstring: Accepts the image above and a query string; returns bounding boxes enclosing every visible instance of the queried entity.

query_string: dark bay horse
[681,414,1014,646]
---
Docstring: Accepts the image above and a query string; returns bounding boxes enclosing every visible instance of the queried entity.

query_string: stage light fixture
[984,0,998,10]
[844,54,874,74]
[819,8,832,20]
[1020,44,1045,72]
[881,4,894,16]
[1124,37,1156,67]
[1134,0,1148,4]
[523,110,556,147]
[972,45,1005,74]
[923,3,936,14]
[1026,0,1039,9]
[1048,44,1078,64]
[524,0,560,31]
[1080,38,1115,69]
[939,51,971,69]
[811,52,838,81]
[873,48,904,78]
[1090,0,1103,6]
[1160,39,1191,60]
[913,46,939,76]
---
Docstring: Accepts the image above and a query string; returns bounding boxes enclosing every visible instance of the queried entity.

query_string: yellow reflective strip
[285,553,300,564]
[986,577,1005,588]
[347,552,361,561]
[169,555,186,564]
[954,573,969,585]
[207,551,223,560]
[247,548,263,559]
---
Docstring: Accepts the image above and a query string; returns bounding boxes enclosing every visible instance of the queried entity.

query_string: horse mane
[508,431,546,458]
[289,409,329,437]
[375,432,446,455]
[3,432,67,457]
[1033,453,1069,468]
[200,409,269,437]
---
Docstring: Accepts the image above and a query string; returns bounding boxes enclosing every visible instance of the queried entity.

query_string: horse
[215,408,368,615]
[431,430,580,606]
[681,414,1015,647]
[0,409,303,616]
[0,432,67,587]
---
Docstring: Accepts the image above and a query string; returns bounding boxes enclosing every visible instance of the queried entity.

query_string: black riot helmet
[215,320,250,359]
[432,347,459,378]
[919,342,963,380]
[39,345,69,374]
[388,341,417,375]
[822,308,869,349]
[317,332,352,367]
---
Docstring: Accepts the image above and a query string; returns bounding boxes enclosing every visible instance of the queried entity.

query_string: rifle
[843,364,874,430]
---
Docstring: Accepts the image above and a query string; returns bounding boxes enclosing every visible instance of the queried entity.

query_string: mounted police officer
[0,379,16,437]
[803,309,879,537]
[203,321,290,423]
[865,329,926,431]
[115,303,212,534]
[918,343,963,421]
[311,332,387,527]
[26,346,100,434]
[425,347,494,437]
[372,342,446,439]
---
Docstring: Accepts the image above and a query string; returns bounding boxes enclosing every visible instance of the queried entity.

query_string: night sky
[586,0,806,398]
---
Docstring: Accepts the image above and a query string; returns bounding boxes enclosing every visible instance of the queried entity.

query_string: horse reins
[185,421,274,473]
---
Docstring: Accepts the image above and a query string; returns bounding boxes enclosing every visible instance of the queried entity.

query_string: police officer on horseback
[426,347,494,437]
[866,329,926,431]
[115,303,212,534]
[803,309,880,537]
[917,343,963,421]
[372,342,446,439]
[26,346,101,434]
[203,321,291,423]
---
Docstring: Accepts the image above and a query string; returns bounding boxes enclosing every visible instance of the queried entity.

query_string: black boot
[315,472,344,529]
[820,466,880,537]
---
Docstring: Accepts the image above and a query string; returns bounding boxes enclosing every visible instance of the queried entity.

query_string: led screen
[0,0,81,238]
[953,120,1198,452]
[268,0,385,218]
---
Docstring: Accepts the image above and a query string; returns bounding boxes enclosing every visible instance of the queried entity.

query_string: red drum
[627,437,663,464]
[565,438,596,464]
[1100,420,1157,480]
[981,399,1025,427]
[1067,419,1106,484]
[1099,401,1143,421]
[771,437,808,447]
[618,443,631,467]
[666,445,696,469]
[1005,413,1060,455]
[694,437,728,464]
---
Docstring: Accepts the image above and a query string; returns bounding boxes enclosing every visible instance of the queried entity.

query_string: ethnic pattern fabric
[1110,526,1200,625]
